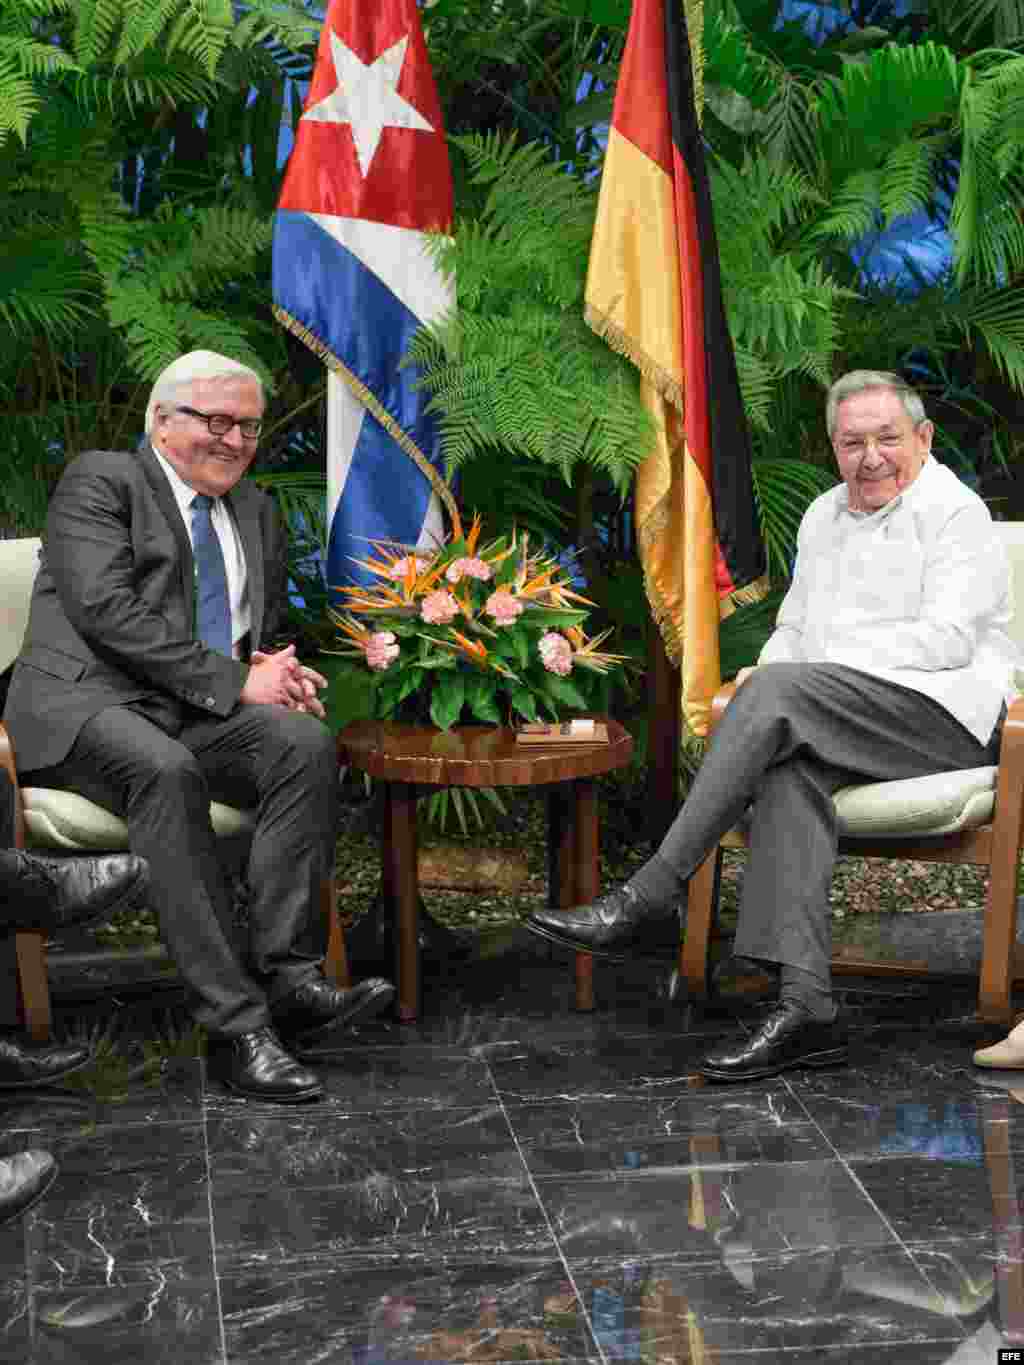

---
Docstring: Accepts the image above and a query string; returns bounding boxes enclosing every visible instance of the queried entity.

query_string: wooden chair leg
[679,847,721,1002]
[573,779,599,1013]
[15,931,50,1042]
[321,874,350,987]
[980,797,1024,1026]
[980,869,1018,1025]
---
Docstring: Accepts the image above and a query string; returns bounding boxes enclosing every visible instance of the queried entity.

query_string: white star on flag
[301,31,435,178]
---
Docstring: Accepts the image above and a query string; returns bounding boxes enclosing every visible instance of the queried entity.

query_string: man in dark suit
[2,351,394,1103]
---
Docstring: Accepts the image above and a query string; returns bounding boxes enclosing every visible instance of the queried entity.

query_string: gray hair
[145,351,264,434]
[826,370,927,438]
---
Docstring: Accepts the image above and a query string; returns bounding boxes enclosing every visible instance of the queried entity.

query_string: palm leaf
[751,458,837,578]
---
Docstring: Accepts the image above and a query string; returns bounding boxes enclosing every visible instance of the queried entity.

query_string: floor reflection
[3,960,1024,1361]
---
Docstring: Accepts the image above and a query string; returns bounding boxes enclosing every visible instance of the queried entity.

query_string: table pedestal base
[379,778,600,1021]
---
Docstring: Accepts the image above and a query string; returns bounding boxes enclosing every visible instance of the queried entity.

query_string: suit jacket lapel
[138,441,194,612]
[228,483,265,649]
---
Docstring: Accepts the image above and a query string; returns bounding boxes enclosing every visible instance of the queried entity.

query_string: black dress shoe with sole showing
[0,1035,93,1090]
[526,885,668,960]
[699,1000,848,1082]
[272,975,395,1047]
[0,1150,58,1226]
[206,1027,323,1103]
[3,851,149,932]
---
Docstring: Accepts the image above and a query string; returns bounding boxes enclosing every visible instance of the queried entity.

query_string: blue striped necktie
[191,494,233,656]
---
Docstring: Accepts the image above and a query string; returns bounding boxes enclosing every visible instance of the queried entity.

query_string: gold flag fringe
[584,304,685,414]
[273,305,461,531]
[685,0,705,122]
[726,572,771,609]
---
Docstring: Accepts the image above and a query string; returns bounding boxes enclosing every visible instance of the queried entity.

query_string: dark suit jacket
[3,442,288,772]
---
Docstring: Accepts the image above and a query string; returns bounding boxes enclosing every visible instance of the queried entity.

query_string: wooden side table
[337,718,634,1021]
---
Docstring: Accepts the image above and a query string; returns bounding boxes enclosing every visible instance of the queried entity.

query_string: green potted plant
[330,510,624,731]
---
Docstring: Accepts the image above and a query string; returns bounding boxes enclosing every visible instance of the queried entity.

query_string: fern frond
[752,459,837,578]
[952,283,1024,390]
[229,0,320,54]
[815,42,962,186]
[163,0,233,79]
[0,232,99,335]
[811,169,882,243]
[733,349,778,431]
[879,137,946,223]
[953,53,1024,284]
[0,34,77,79]
[0,53,40,145]
[116,0,186,66]
[759,72,821,178]
[73,0,124,67]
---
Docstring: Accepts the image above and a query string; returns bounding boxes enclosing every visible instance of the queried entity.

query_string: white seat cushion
[22,787,256,851]
[833,766,997,838]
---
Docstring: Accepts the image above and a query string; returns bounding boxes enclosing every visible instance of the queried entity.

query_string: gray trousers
[650,663,998,978]
[25,703,339,1037]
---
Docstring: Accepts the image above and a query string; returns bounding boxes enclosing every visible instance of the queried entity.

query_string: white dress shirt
[152,447,251,659]
[758,455,1017,745]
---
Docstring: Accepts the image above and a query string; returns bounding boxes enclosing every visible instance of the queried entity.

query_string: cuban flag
[272,0,457,588]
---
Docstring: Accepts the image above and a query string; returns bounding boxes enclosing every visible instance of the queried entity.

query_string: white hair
[826,370,927,438]
[144,351,264,434]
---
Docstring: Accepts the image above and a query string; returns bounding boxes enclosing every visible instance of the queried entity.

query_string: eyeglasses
[176,406,262,440]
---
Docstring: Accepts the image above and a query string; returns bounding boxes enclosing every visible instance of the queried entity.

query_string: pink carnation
[420,590,460,624]
[364,630,400,671]
[388,555,428,580]
[484,590,523,625]
[446,556,492,585]
[538,630,573,676]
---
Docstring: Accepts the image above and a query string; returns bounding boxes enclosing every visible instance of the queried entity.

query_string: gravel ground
[91,769,994,948]
[334,771,992,933]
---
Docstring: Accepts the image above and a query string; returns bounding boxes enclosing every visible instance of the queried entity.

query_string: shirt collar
[151,443,217,523]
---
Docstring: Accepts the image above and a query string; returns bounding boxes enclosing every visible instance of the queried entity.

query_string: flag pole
[646,592,680,845]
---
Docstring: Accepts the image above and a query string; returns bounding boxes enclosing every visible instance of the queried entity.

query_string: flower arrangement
[331,512,624,731]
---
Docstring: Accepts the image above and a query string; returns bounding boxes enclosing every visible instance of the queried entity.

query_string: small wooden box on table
[337,718,633,1020]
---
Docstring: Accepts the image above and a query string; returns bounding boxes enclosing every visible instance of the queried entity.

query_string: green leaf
[540,672,589,711]
[430,670,466,730]
[315,655,375,733]
[506,683,538,722]
[397,668,426,703]
[467,672,502,724]
[523,608,589,627]
[375,674,406,717]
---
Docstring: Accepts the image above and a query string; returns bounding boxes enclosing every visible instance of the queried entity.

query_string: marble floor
[3,932,1024,1364]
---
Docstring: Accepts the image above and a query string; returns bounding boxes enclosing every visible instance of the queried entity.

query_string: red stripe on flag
[611,0,673,176]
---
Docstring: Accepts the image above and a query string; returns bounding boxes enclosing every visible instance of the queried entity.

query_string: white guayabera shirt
[758,456,1018,746]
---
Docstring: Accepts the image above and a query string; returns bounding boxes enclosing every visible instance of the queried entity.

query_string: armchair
[0,537,348,1041]
[679,522,1024,1025]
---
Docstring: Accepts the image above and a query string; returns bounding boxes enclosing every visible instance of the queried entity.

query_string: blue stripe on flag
[274,210,443,462]
[327,405,434,588]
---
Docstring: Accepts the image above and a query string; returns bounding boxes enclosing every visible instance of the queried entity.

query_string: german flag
[585,0,767,736]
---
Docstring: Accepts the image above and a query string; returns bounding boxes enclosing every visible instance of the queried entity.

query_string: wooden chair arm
[989,694,1024,852]
[710,682,737,735]
[0,722,25,849]
[997,693,1024,775]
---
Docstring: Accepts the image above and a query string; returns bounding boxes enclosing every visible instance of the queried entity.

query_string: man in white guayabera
[528,371,1016,1082]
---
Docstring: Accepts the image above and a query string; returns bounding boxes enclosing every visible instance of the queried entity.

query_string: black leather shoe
[272,975,395,1047]
[525,885,669,960]
[0,1149,58,1226]
[0,1034,93,1089]
[699,1001,848,1082]
[206,1027,323,1103]
[0,851,149,932]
